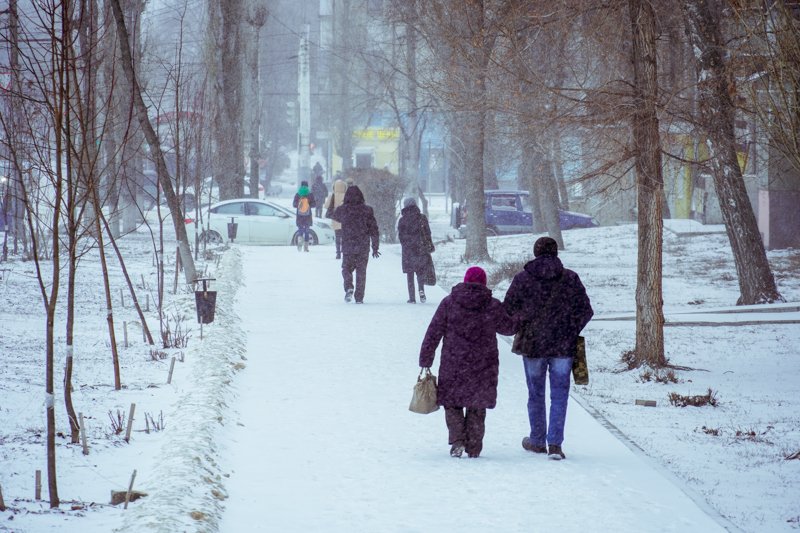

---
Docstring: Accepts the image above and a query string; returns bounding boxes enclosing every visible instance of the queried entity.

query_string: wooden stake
[145,415,150,434]
[79,412,89,455]
[124,403,136,443]
[123,321,129,347]
[145,293,150,312]
[123,469,137,510]
[140,273,146,289]
[119,287,125,308]
[173,247,181,294]
[167,357,176,384]
[0,483,6,511]
[35,470,41,500]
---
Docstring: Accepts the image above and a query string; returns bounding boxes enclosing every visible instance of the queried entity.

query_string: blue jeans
[297,225,311,243]
[523,356,573,447]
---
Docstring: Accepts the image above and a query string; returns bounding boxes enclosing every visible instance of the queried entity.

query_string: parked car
[457,190,598,237]
[193,198,335,246]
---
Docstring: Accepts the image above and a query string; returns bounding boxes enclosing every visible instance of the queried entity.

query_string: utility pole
[297,23,311,185]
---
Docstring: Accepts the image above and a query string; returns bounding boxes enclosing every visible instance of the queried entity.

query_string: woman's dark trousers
[406,272,424,301]
[445,407,486,457]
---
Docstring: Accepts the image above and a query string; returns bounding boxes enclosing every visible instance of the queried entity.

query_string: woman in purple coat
[419,266,516,458]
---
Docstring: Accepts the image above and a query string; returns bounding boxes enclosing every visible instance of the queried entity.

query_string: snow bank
[117,248,245,532]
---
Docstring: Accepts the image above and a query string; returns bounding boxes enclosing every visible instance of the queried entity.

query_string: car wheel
[201,230,223,244]
[293,231,319,246]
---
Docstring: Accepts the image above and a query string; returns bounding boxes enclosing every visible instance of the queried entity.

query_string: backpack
[297,195,311,217]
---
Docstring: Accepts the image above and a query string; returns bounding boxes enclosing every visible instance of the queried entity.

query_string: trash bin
[195,290,217,324]
[193,277,217,324]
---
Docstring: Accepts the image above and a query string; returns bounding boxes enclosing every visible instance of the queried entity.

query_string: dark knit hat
[403,197,417,208]
[534,237,558,257]
[464,266,487,285]
[301,180,309,187]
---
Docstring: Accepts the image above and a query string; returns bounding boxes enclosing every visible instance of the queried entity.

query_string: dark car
[457,190,598,237]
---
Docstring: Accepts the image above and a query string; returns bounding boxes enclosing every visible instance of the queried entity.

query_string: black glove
[372,249,381,258]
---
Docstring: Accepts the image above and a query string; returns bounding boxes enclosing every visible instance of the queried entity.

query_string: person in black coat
[502,236,593,460]
[311,175,328,218]
[397,198,435,304]
[331,185,380,303]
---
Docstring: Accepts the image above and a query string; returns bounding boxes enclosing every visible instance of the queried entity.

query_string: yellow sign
[353,128,399,141]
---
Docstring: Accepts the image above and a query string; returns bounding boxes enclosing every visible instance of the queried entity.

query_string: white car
[194,198,335,246]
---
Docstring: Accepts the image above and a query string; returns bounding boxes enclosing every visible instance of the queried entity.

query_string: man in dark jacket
[502,236,593,460]
[331,186,380,303]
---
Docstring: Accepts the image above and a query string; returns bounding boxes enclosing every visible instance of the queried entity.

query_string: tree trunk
[109,0,196,285]
[210,0,246,200]
[101,211,155,345]
[538,145,564,249]
[629,0,666,368]
[463,108,490,262]
[682,0,782,305]
[92,183,122,390]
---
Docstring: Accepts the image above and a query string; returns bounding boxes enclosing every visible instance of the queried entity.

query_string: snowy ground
[1,194,799,532]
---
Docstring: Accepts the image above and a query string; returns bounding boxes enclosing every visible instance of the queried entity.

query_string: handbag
[409,368,439,414]
[420,253,437,286]
[572,336,588,385]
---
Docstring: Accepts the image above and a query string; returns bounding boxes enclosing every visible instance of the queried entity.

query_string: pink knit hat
[464,266,487,285]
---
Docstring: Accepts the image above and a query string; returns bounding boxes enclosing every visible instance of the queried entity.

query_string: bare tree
[398,1,515,262]
[108,0,197,285]
[682,0,782,305]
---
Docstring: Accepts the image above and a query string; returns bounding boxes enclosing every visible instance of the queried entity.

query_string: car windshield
[490,194,518,211]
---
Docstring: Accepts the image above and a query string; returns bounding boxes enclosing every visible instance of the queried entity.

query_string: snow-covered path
[219,243,726,532]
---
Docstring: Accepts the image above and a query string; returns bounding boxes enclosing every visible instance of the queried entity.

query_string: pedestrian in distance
[419,266,516,458]
[397,197,435,303]
[502,236,593,460]
[312,174,328,218]
[292,180,317,252]
[331,185,380,304]
[325,178,347,259]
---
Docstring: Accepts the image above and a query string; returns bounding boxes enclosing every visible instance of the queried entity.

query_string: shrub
[345,168,408,243]
[668,388,718,407]
[108,410,125,435]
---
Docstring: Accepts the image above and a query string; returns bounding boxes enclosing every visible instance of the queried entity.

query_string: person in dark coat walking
[311,175,328,218]
[419,266,516,458]
[502,236,593,460]
[292,181,317,252]
[397,197,435,304]
[331,185,380,303]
